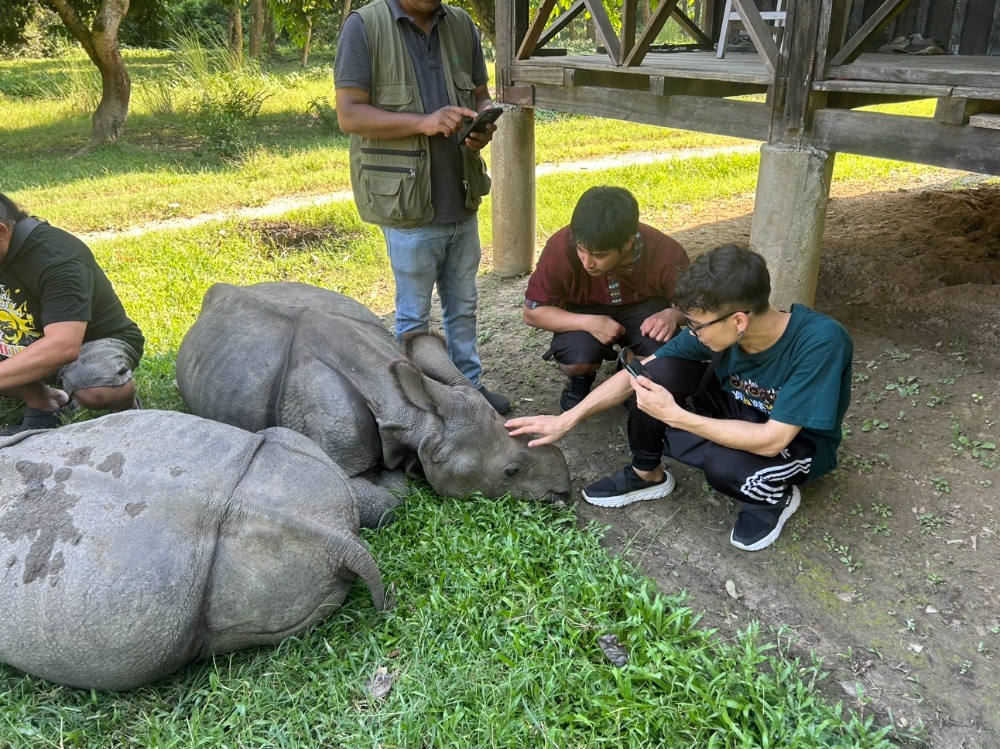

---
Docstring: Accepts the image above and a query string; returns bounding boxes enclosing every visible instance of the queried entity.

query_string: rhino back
[177,283,403,475]
[0,411,262,691]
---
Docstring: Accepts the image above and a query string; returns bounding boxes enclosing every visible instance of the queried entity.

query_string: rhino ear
[401,332,471,387]
[389,359,447,415]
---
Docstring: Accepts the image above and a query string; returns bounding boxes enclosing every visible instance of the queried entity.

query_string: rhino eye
[504,467,519,478]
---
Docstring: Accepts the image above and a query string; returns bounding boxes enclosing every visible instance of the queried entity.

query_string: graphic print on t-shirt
[0,286,40,358]
[727,373,778,413]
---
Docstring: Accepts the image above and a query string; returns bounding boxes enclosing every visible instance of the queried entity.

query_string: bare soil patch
[474,182,1000,747]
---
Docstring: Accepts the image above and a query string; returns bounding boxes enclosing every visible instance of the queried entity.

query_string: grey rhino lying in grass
[0,410,386,691]
[176,282,571,510]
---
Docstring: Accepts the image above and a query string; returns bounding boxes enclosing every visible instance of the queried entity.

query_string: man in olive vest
[335,0,510,414]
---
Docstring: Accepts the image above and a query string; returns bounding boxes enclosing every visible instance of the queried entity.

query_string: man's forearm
[563,369,634,427]
[0,342,76,393]
[337,101,429,140]
[524,305,597,334]
[666,408,799,457]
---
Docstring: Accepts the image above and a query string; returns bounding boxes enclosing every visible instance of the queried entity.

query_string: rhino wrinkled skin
[0,410,385,691]
[176,282,572,510]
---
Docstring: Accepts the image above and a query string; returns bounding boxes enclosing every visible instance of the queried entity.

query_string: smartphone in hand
[619,348,650,379]
[457,107,503,142]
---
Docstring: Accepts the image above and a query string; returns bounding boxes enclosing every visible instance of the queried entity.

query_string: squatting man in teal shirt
[506,244,853,552]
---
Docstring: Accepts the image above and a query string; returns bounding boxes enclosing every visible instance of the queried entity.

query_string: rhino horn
[400,332,472,387]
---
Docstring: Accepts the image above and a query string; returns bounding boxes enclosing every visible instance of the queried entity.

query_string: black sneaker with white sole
[730,486,801,551]
[582,464,675,508]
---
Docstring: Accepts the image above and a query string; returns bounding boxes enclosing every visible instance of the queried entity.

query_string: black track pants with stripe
[629,356,816,506]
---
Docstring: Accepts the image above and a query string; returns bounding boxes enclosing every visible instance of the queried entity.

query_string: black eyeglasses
[686,310,750,334]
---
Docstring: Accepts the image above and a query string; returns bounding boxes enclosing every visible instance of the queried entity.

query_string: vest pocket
[375,83,416,112]
[452,70,477,111]
[361,166,421,224]
[461,146,491,210]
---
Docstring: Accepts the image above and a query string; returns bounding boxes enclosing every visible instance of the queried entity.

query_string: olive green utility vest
[348,0,491,228]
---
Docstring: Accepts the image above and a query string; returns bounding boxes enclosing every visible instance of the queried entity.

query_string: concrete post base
[749,143,835,310]
[490,106,535,277]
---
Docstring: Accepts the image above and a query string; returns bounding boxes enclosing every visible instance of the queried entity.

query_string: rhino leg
[350,474,404,529]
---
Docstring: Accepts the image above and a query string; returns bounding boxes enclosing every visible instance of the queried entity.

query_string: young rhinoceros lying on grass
[176,282,571,507]
[0,410,386,691]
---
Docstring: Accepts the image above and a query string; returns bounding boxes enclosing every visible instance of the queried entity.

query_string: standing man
[522,186,689,411]
[0,194,144,435]
[507,245,853,552]
[335,0,509,413]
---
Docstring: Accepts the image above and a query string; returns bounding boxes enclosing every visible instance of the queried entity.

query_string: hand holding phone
[619,348,650,379]
[457,107,503,143]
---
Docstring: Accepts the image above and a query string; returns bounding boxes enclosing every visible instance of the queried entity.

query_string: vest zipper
[361,164,417,178]
[360,147,425,158]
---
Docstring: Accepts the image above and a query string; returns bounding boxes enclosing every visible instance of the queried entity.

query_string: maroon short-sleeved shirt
[524,223,689,308]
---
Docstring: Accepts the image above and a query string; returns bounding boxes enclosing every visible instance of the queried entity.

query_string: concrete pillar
[490,106,535,277]
[749,143,835,310]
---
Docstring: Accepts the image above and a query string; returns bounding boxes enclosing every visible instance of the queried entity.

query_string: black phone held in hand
[619,348,650,379]
[457,107,503,143]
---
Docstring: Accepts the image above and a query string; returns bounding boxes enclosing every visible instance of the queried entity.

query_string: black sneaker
[478,386,510,415]
[582,464,675,508]
[559,373,596,412]
[0,404,74,436]
[730,486,801,551]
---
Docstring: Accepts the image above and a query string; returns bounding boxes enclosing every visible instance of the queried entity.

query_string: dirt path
[78,144,759,244]
[474,182,1000,748]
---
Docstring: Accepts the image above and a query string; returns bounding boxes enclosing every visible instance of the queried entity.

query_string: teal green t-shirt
[655,304,853,482]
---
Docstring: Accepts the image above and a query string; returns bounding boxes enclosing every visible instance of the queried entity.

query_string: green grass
[0,494,894,748]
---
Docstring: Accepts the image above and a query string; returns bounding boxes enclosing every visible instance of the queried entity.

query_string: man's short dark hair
[0,193,28,228]
[569,186,640,253]
[674,244,771,315]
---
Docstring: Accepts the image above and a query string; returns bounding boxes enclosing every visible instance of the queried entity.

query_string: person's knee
[72,380,136,412]
[558,362,601,377]
[645,356,705,396]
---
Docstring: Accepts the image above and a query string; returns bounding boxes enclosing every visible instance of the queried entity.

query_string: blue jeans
[383,217,483,386]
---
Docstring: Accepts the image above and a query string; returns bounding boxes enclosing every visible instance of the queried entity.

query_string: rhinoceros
[175,282,571,507]
[0,410,386,691]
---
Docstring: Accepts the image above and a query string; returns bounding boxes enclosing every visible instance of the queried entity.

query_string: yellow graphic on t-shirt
[0,287,39,357]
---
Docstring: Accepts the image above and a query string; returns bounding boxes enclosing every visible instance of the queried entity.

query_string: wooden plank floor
[512,50,1000,94]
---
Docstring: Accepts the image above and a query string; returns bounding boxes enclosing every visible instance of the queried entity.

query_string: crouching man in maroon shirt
[523,186,690,411]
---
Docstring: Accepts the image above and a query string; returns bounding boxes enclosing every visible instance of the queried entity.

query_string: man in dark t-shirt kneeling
[0,193,144,435]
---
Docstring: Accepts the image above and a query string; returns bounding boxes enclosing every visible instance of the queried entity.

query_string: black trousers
[629,356,816,507]
[542,297,669,365]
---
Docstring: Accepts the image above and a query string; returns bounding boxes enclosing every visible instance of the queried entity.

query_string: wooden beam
[582,0,622,64]
[670,8,713,48]
[536,1,585,50]
[497,0,531,99]
[516,0,558,60]
[990,0,1000,56]
[623,0,680,67]
[620,0,638,65]
[649,75,767,98]
[781,0,824,137]
[730,0,779,75]
[949,0,968,55]
[830,0,914,66]
[811,109,1000,174]
[812,79,954,97]
[530,83,772,140]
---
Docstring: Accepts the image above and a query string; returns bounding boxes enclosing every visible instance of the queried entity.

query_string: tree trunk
[264,9,277,58]
[463,0,495,47]
[228,1,243,63]
[340,0,352,33]
[301,18,312,68]
[642,0,652,24]
[248,0,263,60]
[45,0,131,148]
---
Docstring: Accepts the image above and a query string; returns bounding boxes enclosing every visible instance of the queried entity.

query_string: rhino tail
[337,531,388,612]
